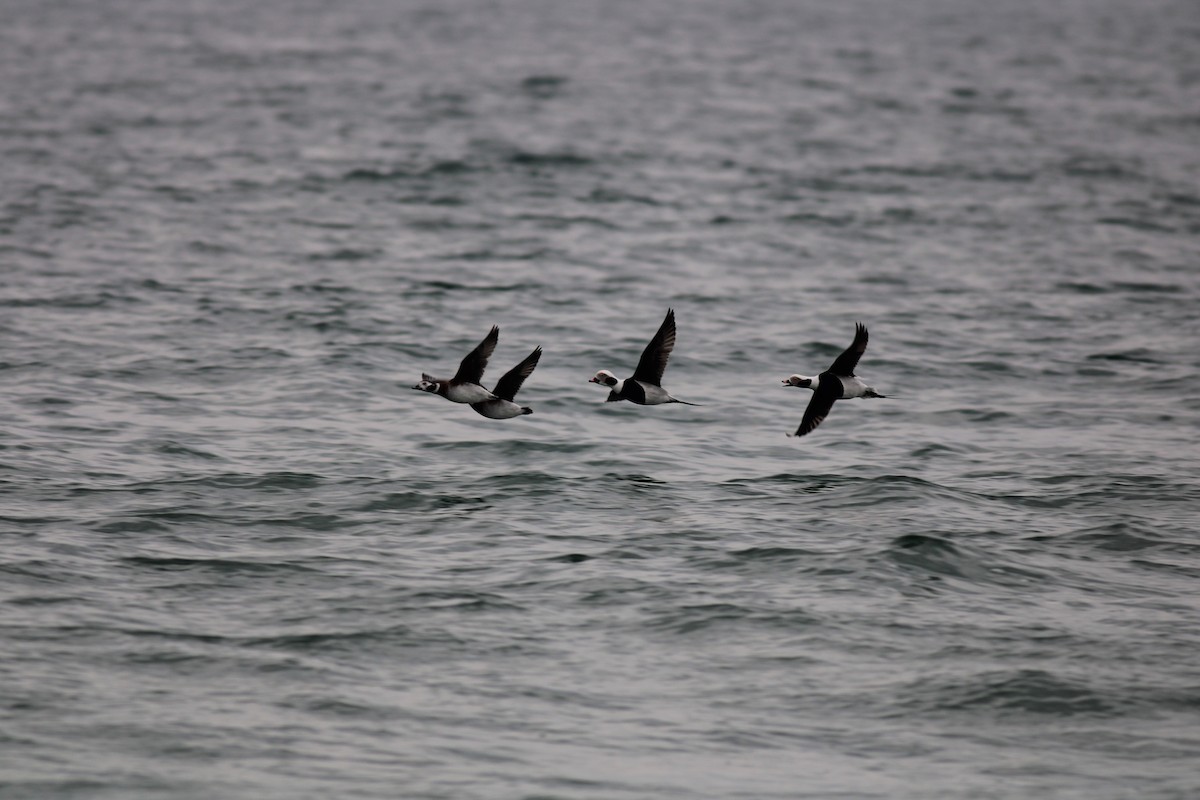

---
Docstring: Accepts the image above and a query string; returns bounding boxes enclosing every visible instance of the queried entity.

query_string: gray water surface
[3,0,1200,798]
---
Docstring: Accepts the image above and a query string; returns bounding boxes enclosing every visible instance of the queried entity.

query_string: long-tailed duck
[589,308,699,406]
[413,325,499,404]
[472,346,542,419]
[784,322,885,438]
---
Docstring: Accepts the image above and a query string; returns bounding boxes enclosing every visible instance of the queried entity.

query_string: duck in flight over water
[589,308,699,406]
[413,325,500,404]
[472,346,542,419]
[784,322,885,438]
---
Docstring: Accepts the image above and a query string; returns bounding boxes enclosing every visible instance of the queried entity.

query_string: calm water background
[3,0,1200,797]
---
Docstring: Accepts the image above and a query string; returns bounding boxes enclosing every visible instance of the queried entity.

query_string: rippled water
[3,0,1200,797]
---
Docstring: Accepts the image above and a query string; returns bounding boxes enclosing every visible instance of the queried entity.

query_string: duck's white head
[589,369,619,387]
[783,374,818,390]
[413,379,440,393]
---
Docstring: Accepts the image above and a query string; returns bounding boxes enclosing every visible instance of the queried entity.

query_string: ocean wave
[900,669,1116,715]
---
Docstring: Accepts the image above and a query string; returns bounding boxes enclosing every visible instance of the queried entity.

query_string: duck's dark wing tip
[791,418,823,438]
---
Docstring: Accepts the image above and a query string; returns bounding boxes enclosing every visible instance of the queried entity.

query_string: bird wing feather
[828,322,868,377]
[632,308,676,386]
[452,325,499,384]
[792,376,841,438]
[492,346,541,401]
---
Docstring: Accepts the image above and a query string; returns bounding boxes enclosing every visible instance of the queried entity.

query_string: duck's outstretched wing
[828,323,868,377]
[790,378,840,438]
[492,346,541,401]
[452,325,499,385]
[632,308,676,386]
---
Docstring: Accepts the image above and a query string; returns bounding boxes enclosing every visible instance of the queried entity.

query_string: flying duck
[784,322,885,438]
[413,325,499,404]
[472,346,542,419]
[589,308,699,405]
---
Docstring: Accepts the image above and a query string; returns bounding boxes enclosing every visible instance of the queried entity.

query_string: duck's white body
[472,398,529,419]
[786,374,878,400]
[443,382,497,404]
[592,374,680,405]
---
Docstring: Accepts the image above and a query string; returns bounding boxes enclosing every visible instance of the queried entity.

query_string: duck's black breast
[621,379,648,405]
[820,371,847,399]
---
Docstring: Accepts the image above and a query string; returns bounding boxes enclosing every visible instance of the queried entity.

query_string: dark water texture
[3,0,1200,798]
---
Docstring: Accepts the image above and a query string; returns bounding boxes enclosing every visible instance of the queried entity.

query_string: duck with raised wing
[472,346,542,419]
[589,308,699,406]
[784,322,885,438]
[413,325,499,404]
